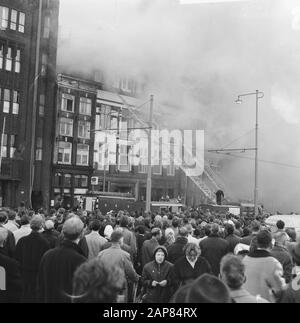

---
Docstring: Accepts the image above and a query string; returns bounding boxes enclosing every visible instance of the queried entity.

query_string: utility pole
[254,90,259,217]
[146,95,154,213]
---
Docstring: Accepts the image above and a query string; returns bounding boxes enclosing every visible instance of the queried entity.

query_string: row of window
[57,142,89,166]
[0,45,21,73]
[0,6,25,33]
[59,118,90,139]
[61,94,92,115]
[1,134,17,159]
[0,88,20,115]
[54,173,88,188]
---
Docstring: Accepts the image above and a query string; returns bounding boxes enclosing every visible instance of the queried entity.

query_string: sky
[58,0,300,213]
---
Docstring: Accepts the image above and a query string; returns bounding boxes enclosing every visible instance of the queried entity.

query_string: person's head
[242,227,251,237]
[72,259,125,303]
[7,210,16,221]
[20,214,30,226]
[185,224,194,236]
[62,216,84,242]
[30,215,44,232]
[225,224,234,236]
[104,225,113,240]
[286,228,297,242]
[110,230,124,245]
[185,243,201,262]
[276,220,285,230]
[171,283,193,303]
[164,227,175,243]
[0,227,8,248]
[251,221,261,233]
[172,217,180,228]
[153,246,168,264]
[211,223,220,235]
[90,220,101,232]
[0,211,8,225]
[274,231,289,246]
[256,230,273,250]
[220,254,246,290]
[235,221,242,230]
[119,215,129,228]
[186,274,231,303]
[44,220,55,231]
[178,226,188,238]
[151,227,162,240]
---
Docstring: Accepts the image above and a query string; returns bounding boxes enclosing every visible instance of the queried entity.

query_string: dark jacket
[225,234,240,253]
[279,275,300,303]
[200,234,229,276]
[0,225,15,258]
[15,231,50,302]
[271,244,293,283]
[172,255,212,288]
[141,246,174,303]
[167,237,188,264]
[141,238,159,268]
[37,240,86,303]
[0,249,22,303]
[42,229,60,249]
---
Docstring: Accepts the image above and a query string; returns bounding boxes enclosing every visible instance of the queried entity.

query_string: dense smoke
[58,0,300,212]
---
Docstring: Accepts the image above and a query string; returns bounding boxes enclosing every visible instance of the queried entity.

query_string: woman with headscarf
[141,246,174,303]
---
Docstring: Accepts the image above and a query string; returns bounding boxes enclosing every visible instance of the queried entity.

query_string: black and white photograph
[0,0,300,308]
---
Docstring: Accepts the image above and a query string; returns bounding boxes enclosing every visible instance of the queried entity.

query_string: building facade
[0,0,59,209]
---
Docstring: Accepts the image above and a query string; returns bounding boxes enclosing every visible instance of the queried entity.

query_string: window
[0,7,9,30]
[10,9,17,30]
[167,164,175,176]
[12,91,19,115]
[1,134,7,158]
[79,97,92,115]
[59,117,73,137]
[18,12,25,33]
[61,93,74,112]
[5,47,12,71]
[0,45,3,69]
[41,54,48,76]
[118,144,129,172]
[43,16,50,38]
[74,175,88,188]
[35,137,43,161]
[64,174,72,187]
[58,141,72,164]
[3,89,10,113]
[54,173,62,187]
[39,94,45,117]
[10,135,16,158]
[15,49,20,73]
[78,120,90,139]
[76,144,89,166]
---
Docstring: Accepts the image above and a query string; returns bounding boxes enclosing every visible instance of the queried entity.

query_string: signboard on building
[91,177,99,185]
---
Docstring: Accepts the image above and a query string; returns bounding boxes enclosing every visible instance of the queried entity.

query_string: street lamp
[235,90,264,217]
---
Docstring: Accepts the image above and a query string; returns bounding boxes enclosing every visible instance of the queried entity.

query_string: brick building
[0,0,59,209]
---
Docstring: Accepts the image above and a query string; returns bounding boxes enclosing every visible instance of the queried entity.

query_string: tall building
[0,0,59,209]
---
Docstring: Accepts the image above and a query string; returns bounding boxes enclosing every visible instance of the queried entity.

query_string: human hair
[286,228,296,242]
[211,223,219,235]
[0,211,8,224]
[20,215,30,226]
[119,215,129,228]
[251,221,261,232]
[72,259,125,303]
[62,217,84,241]
[110,230,123,243]
[151,228,161,238]
[30,215,44,231]
[225,224,234,235]
[276,220,285,230]
[90,220,101,231]
[178,226,188,237]
[7,210,16,221]
[184,243,200,257]
[256,230,272,249]
[220,254,245,290]
[172,217,180,228]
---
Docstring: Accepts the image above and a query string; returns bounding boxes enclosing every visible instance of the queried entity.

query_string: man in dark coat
[15,215,50,302]
[167,227,188,264]
[215,190,224,205]
[42,220,60,249]
[0,211,15,258]
[172,243,212,290]
[37,216,86,303]
[225,224,240,253]
[141,228,162,268]
[200,224,229,276]
[0,227,22,303]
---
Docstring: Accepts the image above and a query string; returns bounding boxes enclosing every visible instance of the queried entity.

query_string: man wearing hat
[279,243,300,303]
[15,215,50,302]
[37,216,86,303]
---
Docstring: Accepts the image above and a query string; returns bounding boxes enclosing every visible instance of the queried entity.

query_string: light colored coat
[243,250,285,303]
[85,231,107,260]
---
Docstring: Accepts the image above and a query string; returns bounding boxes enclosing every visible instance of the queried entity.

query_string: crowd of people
[0,203,300,303]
